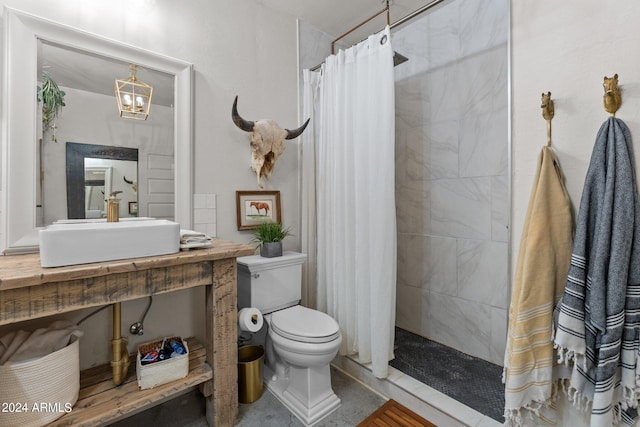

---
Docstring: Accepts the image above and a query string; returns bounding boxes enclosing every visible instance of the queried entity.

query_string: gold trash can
[238,345,264,403]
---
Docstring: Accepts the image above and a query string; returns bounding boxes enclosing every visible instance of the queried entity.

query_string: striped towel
[554,117,640,426]
[504,146,573,426]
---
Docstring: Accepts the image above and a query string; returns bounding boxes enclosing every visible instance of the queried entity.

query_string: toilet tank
[237,251,307,314]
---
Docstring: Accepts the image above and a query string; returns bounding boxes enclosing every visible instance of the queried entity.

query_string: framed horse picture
[236,190,282,230]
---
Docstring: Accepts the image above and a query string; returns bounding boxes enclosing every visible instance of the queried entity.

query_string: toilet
[237,251,342,425]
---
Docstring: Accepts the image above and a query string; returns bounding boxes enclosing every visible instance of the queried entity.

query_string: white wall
[512,1,640,425]
[0,0,300,369]
[512,0,640,265]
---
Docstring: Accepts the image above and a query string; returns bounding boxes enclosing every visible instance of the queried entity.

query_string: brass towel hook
[541,92,554,146]
[603,74,622,117]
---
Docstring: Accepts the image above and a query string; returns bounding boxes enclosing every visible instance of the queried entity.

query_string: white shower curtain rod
[309,0,448,71]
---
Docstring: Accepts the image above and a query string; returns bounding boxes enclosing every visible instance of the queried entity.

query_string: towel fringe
[564,384,592,413]
[554,344,589,371]
[551,346,595,415]
[503,379,567,426]
[503,408,523,427]
[623,384,640,410]
[504,405,555,427]
[557,378,570,395]
[557,376,640,425]
[555,344,574,366]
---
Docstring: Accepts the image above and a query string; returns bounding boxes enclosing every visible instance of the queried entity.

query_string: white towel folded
[180,229,213,249]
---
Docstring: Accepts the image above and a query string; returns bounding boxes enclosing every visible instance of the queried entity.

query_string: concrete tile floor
[111,366,387,426]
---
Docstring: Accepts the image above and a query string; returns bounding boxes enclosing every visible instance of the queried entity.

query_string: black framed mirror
[66,142,138,219]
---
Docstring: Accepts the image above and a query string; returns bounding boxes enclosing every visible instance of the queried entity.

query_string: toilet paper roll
[238,307,264,333]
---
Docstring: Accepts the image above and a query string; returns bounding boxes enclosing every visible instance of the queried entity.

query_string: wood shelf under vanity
[0,240,255,427]
[49,337,209,426]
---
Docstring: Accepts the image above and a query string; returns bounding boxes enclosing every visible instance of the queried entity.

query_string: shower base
[390,327,504,422]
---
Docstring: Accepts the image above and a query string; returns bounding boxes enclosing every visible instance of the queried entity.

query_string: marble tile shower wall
[393,0,509,365]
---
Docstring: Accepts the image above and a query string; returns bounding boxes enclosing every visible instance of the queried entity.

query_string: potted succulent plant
[252,222,291,258]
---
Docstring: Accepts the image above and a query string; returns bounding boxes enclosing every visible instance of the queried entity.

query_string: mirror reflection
[65,142,139,220]
[84,166,110,218]
[37,40,174,226]
[84,159,138,219]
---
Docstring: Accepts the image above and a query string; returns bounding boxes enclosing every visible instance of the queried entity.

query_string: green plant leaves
[37,73,66,142]
[252,222,291,245]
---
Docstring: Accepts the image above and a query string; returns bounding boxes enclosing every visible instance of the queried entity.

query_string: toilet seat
[270,305,340,344]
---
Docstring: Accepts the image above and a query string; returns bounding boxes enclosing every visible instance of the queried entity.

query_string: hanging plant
[37,73,66,142]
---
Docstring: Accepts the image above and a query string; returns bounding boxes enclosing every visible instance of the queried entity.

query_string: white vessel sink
[39,218,180,267]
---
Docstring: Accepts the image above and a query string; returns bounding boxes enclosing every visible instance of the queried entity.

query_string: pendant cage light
[115,64,153,120]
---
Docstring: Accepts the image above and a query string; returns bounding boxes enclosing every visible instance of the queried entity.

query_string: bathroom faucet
[106,191,122,222]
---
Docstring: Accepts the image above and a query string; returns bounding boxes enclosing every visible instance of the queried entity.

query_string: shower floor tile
[390,327,504,422]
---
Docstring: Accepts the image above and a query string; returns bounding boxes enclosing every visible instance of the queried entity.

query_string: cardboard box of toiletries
[136,336,189,390]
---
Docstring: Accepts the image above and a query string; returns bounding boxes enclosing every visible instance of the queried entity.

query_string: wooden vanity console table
[0,239,254,426]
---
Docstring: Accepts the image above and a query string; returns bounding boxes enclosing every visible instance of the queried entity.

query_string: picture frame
[236,191,281,230]
[129,201,138,215]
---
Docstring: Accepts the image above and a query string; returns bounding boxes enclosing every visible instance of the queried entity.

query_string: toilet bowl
[264,305,342,425]
[237,252,342,426]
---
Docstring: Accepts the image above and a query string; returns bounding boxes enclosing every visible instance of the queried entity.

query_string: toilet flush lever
[252,273,260,279]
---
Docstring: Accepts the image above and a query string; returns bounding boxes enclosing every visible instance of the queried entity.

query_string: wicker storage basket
[0,335,80,427]
[136,336,189,390]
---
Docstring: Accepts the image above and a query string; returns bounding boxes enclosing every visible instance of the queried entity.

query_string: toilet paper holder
[238,307,264,333]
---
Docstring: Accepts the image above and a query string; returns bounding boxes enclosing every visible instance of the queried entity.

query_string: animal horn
[285,118,310,140]
[123,176,133,184]
[231,96,255,132]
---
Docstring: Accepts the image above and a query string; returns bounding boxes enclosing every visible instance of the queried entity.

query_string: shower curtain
[301,26,397,378]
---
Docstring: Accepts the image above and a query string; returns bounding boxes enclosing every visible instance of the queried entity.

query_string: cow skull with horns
[232,96,310,188]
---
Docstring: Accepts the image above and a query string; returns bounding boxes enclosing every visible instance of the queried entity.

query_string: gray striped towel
[554,117,640,426]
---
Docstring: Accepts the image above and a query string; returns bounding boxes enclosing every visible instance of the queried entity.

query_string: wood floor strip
[357,399,437,427]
